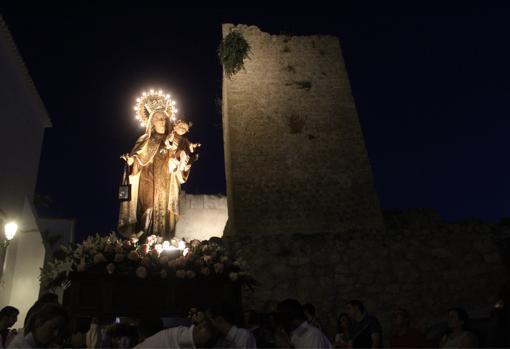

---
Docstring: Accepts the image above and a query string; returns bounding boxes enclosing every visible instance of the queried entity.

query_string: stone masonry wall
[224,218,510,342]
[175,192,227,241]
[222,24,383,235]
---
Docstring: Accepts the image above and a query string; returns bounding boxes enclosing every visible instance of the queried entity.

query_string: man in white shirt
[276,299,332,349]
[134,321,214,348]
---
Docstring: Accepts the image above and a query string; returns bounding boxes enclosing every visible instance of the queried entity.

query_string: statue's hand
[190,143,201,152]
[121,154,135,166]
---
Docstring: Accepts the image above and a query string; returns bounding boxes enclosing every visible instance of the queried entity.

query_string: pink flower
[200,267,210,276]
[159,255,169,265]
[186,270,196,279]
[141,257,151,267]
[130,237,139,245]
[123,240,132,249]
[146,235,158,245]
[150,248,159,258]
[93,253,106,264]
[135,266,147,279]
[128,250,140,261]
[139,244,149,255]
[160,269,168,279]
[114,253,125,263]
[106,263,116,274]
[213,263,224,274]
[176,270,186,279]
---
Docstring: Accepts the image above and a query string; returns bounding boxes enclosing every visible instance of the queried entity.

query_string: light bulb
[4,222,17,240]
[172,101,176,106]
[135,115,139,119]
[150,89,154,94]
[133,106,137,111]
[158,90,163,95]
[142,92,147,96]
[174,109,178,113]
[136,98,140,102]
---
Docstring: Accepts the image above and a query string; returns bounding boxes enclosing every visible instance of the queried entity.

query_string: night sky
[3,5,510,240]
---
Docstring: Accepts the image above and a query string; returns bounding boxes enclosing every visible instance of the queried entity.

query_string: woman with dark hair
[23,293,59,329]
[439,307,477,348]
[333,313,349,348]
[0,306,19,348]
[8,303,69,348]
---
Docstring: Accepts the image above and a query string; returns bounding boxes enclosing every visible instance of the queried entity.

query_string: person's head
[150,111,169,134]
[392,308,410,330]
[262,299,279,314]
[447,307,469,331]
[0,306,19,328]
[276,299,307,332]
[346,300,365,321]
[108,323,139,348]
[173,120,190,136]
[25,303,69,347]
[302,303,316,322]
[337,313,349,332]
[192,320,216,347]
[205,302,239,329]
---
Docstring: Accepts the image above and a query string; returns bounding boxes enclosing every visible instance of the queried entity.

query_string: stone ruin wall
[225,215,510,343]
[175,192,227,241]
[221,24,384,236]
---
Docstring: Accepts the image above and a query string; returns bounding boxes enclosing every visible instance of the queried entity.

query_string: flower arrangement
[39,233,255,291]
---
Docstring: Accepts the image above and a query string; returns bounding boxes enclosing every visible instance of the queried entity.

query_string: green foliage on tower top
[218,31,251,79]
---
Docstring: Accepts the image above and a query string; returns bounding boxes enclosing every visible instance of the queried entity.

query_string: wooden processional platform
[63,272,243,327]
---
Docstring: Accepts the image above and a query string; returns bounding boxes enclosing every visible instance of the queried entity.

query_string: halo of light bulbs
[133,89,178,128]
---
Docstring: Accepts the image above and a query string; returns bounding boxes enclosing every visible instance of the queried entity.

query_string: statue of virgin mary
[118,90,199,240]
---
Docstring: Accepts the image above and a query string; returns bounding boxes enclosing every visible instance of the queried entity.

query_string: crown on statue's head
[133,89,178,128]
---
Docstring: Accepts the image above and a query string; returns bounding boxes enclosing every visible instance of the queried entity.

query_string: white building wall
[0,15,52,325]
[1,199,46,326]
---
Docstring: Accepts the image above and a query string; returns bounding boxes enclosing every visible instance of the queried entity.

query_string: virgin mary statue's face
[151,112,166,134]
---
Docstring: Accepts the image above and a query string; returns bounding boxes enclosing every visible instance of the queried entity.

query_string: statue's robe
[118,132,186,240]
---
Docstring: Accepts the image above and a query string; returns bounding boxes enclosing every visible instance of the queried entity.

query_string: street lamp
[0,220,17,282]
[1,221,17,249]
[4,221,17,241]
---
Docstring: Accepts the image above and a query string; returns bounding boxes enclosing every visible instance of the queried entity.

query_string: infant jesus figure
[165,120,200,181]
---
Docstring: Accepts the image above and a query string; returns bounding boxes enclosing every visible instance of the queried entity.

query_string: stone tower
[222,24,384,235]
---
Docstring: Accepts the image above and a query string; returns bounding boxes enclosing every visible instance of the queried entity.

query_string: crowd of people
[1,292,510,348]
